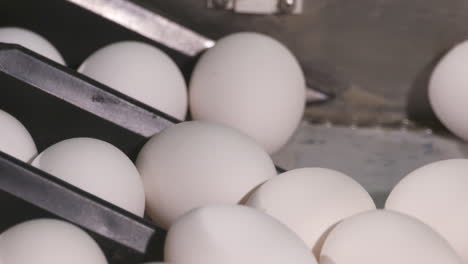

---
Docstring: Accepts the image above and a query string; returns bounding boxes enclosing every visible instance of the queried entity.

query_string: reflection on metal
[306,86,331,104]
[66,0,215,56]
[207,0,303,15]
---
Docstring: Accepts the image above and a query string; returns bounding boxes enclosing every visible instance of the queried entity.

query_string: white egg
[320,210,462,264]
[386,159,468,263]
[165,205,318,264]
[79,41,188,120]
[0,27,65,65]
[136,121,276,229]
[245,168,375,257]
[429,40,468,140]
[0,109,37,162]
[0,219,107,264]
[189,32,306,154]
[32,138,145,216]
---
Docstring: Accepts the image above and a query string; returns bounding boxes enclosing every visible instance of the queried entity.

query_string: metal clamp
[207,0,303,15]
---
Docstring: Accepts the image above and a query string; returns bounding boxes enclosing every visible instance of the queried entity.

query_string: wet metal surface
[273,122,468,207]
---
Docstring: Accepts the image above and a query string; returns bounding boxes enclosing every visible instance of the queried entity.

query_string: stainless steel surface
[273,122,468,207]
[66,0,215,56]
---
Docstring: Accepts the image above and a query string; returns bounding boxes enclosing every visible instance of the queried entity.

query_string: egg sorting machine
[1,0,468,263]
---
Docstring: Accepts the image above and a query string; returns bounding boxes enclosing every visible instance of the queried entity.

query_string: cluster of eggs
[0,27,468,264]
[0,27,306,154]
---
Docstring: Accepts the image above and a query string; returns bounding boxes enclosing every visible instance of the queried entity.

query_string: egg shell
[0,109,37,162]
[245,167,375,257]
[32,138,145,216]
[429,40,468,140]
[0,219,107,264]
[386,159,468,263]
[189,32,306,154]
[165,205,318,264]
[0,27,65,64]
[320,210,462,264]
[79,41,188,120]
[136,121,276,229]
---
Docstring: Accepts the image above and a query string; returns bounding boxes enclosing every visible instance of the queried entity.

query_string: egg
[0,27,65,64]
[165,205,318,264]
[245,168,375,257]
[0,109,37,162]
[78,41,188,120]
[136,121,276,229]
[32,138,145,216]
[189,32,306,154]
[320,210,462,264]
[386,159,468,263]
[0,219,107,264]
[429,40,468,140]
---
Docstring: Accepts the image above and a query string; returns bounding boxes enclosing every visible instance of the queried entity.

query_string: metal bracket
[66,0,215,56]
[207,0,303,15]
